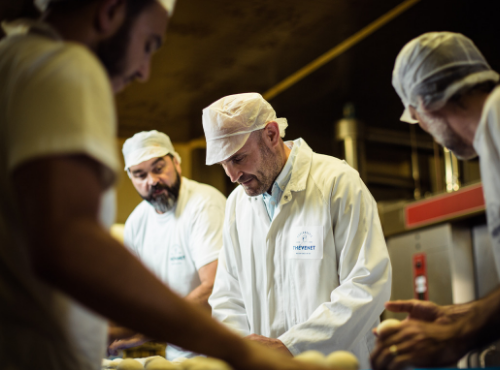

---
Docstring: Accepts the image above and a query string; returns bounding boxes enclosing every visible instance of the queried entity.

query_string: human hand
[108,333,149,356]
[370,319,468,370]
[384,299,455,324]
[245,334,293,356]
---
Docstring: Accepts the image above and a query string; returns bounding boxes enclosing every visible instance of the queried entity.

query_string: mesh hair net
[202,93,288,165]
[34,0,176,14]
[122,130,181,174]
[392,32,499,123]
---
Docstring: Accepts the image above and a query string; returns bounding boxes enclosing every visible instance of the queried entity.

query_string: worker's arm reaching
[13,155,327,370]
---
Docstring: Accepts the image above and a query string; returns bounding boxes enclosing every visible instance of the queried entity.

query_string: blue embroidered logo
[293,231,315,253]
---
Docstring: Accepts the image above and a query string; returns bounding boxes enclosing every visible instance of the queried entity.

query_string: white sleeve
[6,42,119,185]
[189,201,225,270]
[278,169,392,354]
[208,211,250,336]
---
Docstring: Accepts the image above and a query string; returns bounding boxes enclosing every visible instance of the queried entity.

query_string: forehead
[132,1,169,37]
[129,156,166,171]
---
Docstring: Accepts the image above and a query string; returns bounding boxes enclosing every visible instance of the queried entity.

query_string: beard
[418,109,478,160]
[239,134,283,197]
[143,169,181,213]
[95,15,132,83]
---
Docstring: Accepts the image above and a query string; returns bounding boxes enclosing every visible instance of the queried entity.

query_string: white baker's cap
[202,93,288,165]
[393,32,499,123]
[34,0,176,14]
[122,130,181,173]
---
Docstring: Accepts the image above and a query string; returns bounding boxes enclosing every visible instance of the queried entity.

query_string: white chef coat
[124,176,225,359]
[473,85,500,276]
[0,20,119,370]
[209,138,391,369]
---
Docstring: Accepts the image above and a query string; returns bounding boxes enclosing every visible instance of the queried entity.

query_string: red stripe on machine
[405,183,485,229]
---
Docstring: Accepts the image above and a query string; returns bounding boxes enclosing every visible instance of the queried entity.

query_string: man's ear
[264,121,280,147]
[95,0,126,37]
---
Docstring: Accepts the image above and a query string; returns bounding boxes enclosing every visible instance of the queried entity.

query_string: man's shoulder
[126,200,152,225]
[184,178,226,205]
[309,152,361,184]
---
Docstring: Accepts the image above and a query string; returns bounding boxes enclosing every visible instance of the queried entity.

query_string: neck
[266,141,292,194]
[446,91,490,146]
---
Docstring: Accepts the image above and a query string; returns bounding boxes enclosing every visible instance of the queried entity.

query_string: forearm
[461,286,500,349]
[35,219,248,362]
[185,282,213,311]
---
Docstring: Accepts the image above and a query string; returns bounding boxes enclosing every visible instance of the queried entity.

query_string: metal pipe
[262,0,421,101]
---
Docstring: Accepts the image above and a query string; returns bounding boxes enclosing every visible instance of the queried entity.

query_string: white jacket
[209,139,391,368]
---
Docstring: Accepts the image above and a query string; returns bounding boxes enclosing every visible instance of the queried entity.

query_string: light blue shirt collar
[262,141,299,221]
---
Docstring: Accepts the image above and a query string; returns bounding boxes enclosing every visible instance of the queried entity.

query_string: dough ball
[145,358,178,370]
[172,357,188,364]
[326,351,359,370]
[181,357,232,370]
[108,359,124,369]
[117,358,144,370]
[144,356,165,366]
[376,319,401,335]
[294,351,328,366]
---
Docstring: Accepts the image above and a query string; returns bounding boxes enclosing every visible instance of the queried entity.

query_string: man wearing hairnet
[203,93,392,368]
[109,130,226,360]
[0,2,330,370]
[371,32,500,370]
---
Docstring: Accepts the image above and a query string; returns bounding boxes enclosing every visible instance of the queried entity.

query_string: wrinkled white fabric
[124,177,226,360]
[209,138,392,369]
[202,93,288,165]
[393,32,499,123]
[34,0,177,14]
[0,20,117,370]
[122,130,181,171]
[473,86,500,277]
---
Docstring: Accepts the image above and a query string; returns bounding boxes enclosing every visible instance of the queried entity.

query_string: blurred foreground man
[111,130,225,359]
[371,32,500,370]
[0,1,329,370]
[204,93,392,369]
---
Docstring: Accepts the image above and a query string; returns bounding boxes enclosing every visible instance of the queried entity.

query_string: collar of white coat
[1,19,62,40]
[280,138,313,197]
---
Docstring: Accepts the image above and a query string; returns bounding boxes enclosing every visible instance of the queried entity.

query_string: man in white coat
[371,32,500,370]
[111,130,226,359]
[203,93,392,368]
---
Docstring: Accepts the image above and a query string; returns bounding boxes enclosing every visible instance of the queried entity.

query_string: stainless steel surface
[385,223,475,320]
[472,224,500,298]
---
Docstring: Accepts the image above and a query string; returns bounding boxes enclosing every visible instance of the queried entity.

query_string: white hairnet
[202,93,288,165]
[393,32,499,123]
[122,130,181,173]
[34,0,176,14]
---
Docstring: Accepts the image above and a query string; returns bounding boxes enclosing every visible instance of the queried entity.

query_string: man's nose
[224,165,241,183]
[147,172,159,186]
[136,57,152,82]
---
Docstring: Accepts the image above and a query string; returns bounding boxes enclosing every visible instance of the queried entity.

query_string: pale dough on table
[294,350,329,366]
[181,357,232,370]
[145,357,179,370]
[326,350,359,370]
[117,358,144,370]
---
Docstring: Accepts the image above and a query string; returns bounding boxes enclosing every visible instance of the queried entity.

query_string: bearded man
[112,130,225,360]
[203,93,392,369]
[0,1,332,370]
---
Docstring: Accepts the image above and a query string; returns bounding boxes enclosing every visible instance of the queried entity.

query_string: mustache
[148,183,172,197]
